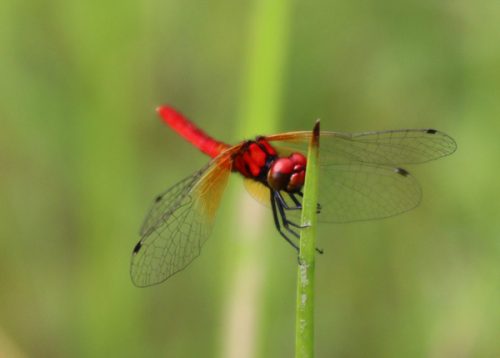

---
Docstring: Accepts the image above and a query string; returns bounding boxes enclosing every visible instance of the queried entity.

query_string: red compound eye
[288,171,305,192]
[267,158,293,191]
[290,152,307,167]
[272,157,294,174]
[267,154,307,192]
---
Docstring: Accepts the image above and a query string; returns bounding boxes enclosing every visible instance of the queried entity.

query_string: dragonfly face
[130,105,457,287]
[266,152,307,193]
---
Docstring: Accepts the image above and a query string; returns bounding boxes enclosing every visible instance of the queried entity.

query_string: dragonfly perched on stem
[130,106,456,287]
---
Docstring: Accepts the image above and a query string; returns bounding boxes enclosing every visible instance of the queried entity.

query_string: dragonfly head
[267,152,307,192]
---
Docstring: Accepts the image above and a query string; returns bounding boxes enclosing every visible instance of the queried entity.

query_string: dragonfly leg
[270,190,299,252]
[273,191,324,255]
[276,192,320,227]
[274,192,302,234]
[275,192,308,229]
[274,191,301,211]
[276,192,315,227]
[296,191,322,214]
[287,192,302,209]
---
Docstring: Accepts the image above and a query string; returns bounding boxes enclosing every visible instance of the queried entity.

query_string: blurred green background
[1,0,499,357]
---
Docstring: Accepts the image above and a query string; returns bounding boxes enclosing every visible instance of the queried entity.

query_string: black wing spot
[155,194,163,203]
[133,241,143,254]
[426,129,437,134]
[395,167,410,177]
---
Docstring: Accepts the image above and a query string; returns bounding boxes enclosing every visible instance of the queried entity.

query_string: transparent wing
[315,163,421,222]
[131,156,232,287]
[266,128,457,165]
[244,163,421,223]
[243,179,271,207]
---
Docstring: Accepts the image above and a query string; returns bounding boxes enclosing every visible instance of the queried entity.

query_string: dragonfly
[130,106,456,287]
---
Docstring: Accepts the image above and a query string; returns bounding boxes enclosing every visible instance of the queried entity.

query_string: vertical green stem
[295,120,320,358]
[221,1,293,357]
[237,0,292,134]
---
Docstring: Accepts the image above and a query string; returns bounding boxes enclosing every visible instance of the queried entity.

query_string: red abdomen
[157,106,229,158]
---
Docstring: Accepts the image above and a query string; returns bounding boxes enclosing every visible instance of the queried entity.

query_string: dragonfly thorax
[232,139,277,179]
[267,152,307,192]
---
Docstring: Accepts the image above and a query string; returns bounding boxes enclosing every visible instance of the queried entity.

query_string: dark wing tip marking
[395,167,410,177]
[426,129,438,134]
[131,156,234,287]
[132,241,142,254]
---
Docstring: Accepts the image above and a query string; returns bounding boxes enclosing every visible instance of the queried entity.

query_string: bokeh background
[1,0,499,357]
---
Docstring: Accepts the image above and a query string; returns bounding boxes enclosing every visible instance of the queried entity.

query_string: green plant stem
[295,120,320,358]
[220,1,293,357]
[237,0,292,133]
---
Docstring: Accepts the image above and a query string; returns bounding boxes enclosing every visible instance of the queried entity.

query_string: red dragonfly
[131,106,456,287]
